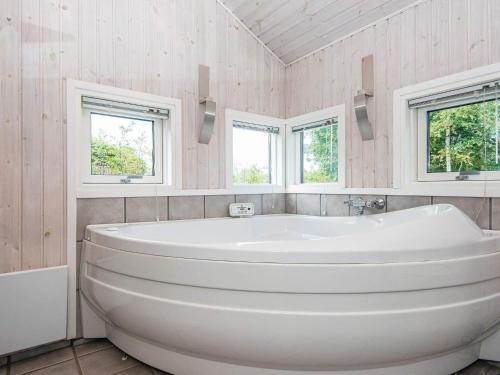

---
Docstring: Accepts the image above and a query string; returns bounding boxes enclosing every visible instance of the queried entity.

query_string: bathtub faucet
[344,197,385,216]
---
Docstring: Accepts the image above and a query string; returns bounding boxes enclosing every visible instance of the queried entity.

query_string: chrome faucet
[344,196,385,216]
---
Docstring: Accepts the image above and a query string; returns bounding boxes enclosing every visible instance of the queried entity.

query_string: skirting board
[0,266,68,356]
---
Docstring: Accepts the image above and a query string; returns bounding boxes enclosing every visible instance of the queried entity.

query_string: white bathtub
[80,204,500,375]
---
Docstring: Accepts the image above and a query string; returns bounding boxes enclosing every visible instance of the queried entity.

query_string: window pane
[300,125,338,183]
[90,113,155,176]
[427,99,500,173]
[233,126,271,184]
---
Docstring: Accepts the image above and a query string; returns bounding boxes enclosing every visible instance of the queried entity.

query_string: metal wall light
[354,55,375,141]
[198,64,216,144]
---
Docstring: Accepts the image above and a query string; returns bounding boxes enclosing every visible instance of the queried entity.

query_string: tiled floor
[0,340,169,375]
[1,339,498,375]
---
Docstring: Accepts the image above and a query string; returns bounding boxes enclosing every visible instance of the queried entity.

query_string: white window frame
[81,108,164,184]
[394,62,500,196]
[286,105,346,192]
[225,109,285,193]
[417,98,500,182]
[67,80,182,198]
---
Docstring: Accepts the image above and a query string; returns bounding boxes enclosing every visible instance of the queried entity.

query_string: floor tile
[114,364,155,374]
[74,339,113,357]
[11,347,74,375]
[27,359,80,375]
[78,346,138,375]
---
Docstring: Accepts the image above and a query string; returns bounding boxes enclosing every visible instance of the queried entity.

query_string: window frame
[286,105,346,190]
[67,80,182,198]
[393,62,500,196]
[225,109,285,191]
[416,97,500,182]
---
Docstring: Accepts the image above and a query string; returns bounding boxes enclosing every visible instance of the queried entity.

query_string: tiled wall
[286,194,494,230]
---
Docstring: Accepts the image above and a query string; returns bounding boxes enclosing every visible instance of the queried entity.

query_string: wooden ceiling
[220,0,420,64]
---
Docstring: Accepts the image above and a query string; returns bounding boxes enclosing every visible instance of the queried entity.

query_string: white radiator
[0,266,68,355]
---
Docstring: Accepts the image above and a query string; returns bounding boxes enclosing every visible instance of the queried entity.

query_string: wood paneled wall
[285,0,500,188]
[0,0,285,274]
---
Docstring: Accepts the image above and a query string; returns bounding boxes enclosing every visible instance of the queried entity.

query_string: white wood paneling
[1,0,285,274]
[222,0,420,64]
[285,0,500,188]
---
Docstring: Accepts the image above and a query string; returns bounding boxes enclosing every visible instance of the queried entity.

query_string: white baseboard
[0,266,68,356]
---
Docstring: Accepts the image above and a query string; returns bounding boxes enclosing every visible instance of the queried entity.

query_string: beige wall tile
[321,195,349,217]
[434,196,490,229]
[297,194,321,216]
[490,199,500,230]
[76,198,124,241]
[168,196,205,220]
[386,196,431,212]
[204,195,235,218]
[285,194,297,214]
[125,197,168,223]
[263,194,286,214]
[235,195,263,215]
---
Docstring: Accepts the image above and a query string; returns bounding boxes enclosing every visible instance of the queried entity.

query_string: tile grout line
[75,344,113,359]
[71,346,84,375]
[15,358,75,375]
[108,361,143,375]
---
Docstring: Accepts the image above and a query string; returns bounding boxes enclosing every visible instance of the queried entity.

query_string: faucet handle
[367,197,385,210]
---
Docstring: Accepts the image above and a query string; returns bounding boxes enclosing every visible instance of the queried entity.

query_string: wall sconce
[354,55,374,141]
[198,64,216,144]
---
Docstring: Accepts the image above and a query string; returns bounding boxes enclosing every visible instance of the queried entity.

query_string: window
[68,80,182,196]
[232,122,278,184]
[286,106,345,188]
[225,110,284,188]
[293,118,339,183]
[414,81,500,182]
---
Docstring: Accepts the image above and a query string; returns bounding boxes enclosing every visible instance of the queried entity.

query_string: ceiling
[221,0,420,64]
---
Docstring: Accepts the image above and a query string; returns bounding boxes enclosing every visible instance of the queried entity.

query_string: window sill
[76,184,286,198]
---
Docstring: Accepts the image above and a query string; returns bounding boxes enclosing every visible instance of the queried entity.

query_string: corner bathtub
[80,204,500,375]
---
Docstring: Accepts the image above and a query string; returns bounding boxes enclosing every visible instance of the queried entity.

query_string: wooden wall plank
[0,0,22,273]
[113,0,129,89]
[374,20,388,188]
[449,0,469,74]
[2,0,285,273]
[489,0,500,64]
[468,0,489,69]
[97,0,114,85]
[431,0,449,78]
[349,31,363,188]
[41,0,64,267]
[415,0,433,82]
[60,0,79,265]
[286,0,500,188]
[21,0,44,271]
[79,0,97,82]
[361,26,375,188]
